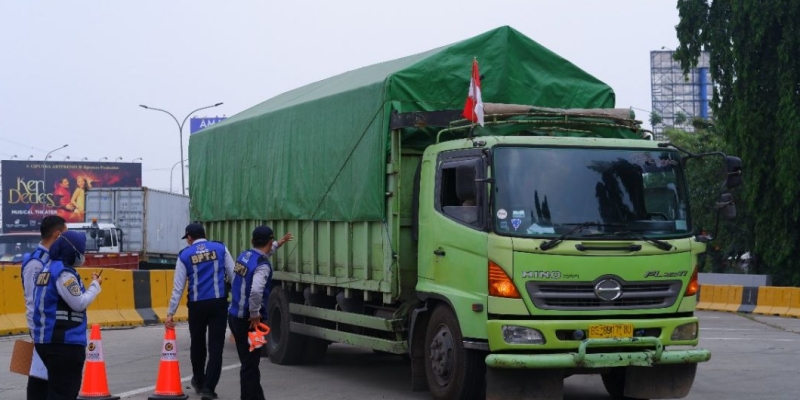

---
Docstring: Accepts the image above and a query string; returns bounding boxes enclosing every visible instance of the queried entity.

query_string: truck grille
[526,279,682,311]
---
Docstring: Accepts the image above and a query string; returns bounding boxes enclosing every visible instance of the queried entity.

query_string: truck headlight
[502,326,545,345]
[671,322,698,340]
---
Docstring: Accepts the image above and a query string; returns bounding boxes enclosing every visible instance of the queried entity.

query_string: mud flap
[624,363,698,399]
[485,368,564,400]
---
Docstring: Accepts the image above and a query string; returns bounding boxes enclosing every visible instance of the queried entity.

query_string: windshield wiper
[583,230,675,251]
[539,222,624,251]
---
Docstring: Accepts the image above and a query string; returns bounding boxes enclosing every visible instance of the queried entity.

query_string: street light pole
[170,159,188,193]
[43,144,68,213]
[140,102,223,195]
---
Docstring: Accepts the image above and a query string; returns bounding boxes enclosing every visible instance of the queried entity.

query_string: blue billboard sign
[189,116,227,134]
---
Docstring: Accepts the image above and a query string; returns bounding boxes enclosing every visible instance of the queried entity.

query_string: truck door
[418,149,489,317]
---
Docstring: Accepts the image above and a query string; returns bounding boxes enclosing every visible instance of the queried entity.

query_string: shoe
[200,388,219,400]
[190,379,203,395]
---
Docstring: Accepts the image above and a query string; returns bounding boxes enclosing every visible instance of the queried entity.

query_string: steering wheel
[646,212,670,221]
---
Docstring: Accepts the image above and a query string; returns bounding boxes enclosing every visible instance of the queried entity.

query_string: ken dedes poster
[1,160,142,232]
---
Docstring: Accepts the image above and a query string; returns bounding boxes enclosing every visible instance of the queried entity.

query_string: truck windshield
[70,228,113,251]
[493,146,691,238]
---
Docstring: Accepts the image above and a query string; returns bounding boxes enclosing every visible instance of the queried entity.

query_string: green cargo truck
[189,26,742,399]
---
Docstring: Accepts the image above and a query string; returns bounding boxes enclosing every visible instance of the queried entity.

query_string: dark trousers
[27,376,48,400]
[228,315,266,400]
[34,343,85,400]
[187,297,228,393]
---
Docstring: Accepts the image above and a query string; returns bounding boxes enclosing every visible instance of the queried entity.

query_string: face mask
[73,253,86,267]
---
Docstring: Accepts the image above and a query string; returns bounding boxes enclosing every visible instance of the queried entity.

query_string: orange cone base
[77,395,120,400]
[147,394,188,400]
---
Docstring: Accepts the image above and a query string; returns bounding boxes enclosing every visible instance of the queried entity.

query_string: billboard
[1,160,142,231]
[189,116,227,134]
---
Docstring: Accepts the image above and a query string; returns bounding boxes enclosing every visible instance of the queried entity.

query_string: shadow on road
[281,345,612,399]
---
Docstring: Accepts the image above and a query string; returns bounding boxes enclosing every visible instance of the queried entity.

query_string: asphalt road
[2,311,799,400]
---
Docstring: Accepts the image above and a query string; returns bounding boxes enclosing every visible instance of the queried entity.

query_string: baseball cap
[252,226,274,241]
[182,223,206,239]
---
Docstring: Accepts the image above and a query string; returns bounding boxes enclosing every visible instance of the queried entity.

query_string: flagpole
[471,57,477,126]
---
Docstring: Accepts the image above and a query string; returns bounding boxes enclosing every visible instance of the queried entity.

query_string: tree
[664,127,752,273]
[674,111,687,127]
[675,0,800,285]
[649,111,663,127]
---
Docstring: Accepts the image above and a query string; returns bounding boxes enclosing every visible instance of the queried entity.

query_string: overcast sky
[0,1,681,193]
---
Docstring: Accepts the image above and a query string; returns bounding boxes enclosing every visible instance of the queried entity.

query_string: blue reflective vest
[21,248,50,293]
[229,249,272,319]
[179,240,228,303]
[32,261,87,346]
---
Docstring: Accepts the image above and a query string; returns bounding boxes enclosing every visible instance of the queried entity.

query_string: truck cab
[406,107,741,399]
[66,219,123,253]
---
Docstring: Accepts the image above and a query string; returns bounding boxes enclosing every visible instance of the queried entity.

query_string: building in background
[650,50,712,139]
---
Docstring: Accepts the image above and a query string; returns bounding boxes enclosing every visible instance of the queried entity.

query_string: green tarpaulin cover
[189,26,616,222]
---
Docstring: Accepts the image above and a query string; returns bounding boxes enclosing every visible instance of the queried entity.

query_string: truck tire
[424,305,485,400]
[266,287,307,365]
[601,368,648,400]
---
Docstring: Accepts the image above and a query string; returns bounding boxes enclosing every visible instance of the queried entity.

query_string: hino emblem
[522,271,562,279]
[594,279,623,301]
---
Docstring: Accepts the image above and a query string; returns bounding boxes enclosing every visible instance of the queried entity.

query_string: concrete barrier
[696,284,800,318]
[696,284,714,310]
[753,287,777,315]
[0,266,195,336]
[722,286,744,313]
[708,285,729,311]
[738,286,759,314]
[1,266,28,336]
[787,288,800,318]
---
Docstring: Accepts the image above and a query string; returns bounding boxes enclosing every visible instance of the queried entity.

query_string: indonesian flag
[462,58,484,126]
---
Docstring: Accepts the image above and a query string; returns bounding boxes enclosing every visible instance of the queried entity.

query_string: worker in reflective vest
[228,225,291,400]
[21,215,67,400]
[32,230,101,400]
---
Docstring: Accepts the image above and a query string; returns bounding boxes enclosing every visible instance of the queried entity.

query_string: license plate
[588,324,634,339]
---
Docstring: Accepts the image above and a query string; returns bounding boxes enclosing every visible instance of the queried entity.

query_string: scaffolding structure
[650,50,712,139]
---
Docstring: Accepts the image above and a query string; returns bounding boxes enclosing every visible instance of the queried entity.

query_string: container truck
[188,26,742,399]
[74,187,190,269]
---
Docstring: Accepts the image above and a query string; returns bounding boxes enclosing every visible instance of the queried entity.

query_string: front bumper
[485,337,711,369]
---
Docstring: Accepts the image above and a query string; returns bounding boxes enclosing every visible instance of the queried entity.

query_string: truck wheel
[601,368,648,400]
[266,287,307,365]
[424,305,485,400]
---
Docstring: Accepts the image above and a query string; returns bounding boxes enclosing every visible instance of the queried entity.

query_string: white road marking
[700,328,761,331]
[702,337,800,342]
[117,363,241,398]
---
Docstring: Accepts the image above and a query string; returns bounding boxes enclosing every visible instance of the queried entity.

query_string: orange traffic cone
[78,324,120,400]
[148,327,188,400]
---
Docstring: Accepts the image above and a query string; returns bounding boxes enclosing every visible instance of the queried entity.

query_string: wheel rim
[429,323,455,387]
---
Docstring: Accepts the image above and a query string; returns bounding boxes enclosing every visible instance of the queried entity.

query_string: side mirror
[724,156,743,189]
[695,233,714,243]
[716,193,736,220]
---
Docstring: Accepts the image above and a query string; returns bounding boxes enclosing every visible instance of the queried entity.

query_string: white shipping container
[85,187,189,258]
